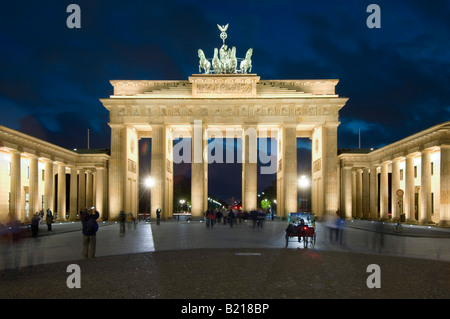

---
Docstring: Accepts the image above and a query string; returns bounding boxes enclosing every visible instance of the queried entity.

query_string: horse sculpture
[229,47,237,73]
[212,48,222,74]
[198,49,211,74]
[239,48,253,74]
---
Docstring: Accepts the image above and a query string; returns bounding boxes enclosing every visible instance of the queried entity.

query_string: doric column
[342,165,353,219]
[191,122,207,217]
[323,123,339,216]
[78,168,86,211]
[69,166,78,220]
[95,167,107,220]
[10,150,21,219]
[391,157,401,220]
[380,161,389,220]
[369,166,378,219]
[44,160,54,213]
[86,170,93,208]
[151,124,164,217]
[57,162,66,220]
[439,145,450,226]
[355,169,363,218]
[277,124,297,217]
[351,170,356,218]
[242,124,257,212]
[404,154,415,222]
[29,155,39,220]
[108,124,125,218]
[420,149,432,223]
[362,168,370,219]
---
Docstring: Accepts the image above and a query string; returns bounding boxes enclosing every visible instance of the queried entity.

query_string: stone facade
[101,74,348,220]
[338,121,450,225]
[0,126,109,222]
[1,75,448,227]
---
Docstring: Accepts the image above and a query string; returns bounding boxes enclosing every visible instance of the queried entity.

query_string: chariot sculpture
[198,24,253,74]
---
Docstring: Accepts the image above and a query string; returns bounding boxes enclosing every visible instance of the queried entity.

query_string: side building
[0,125,110,223]
[338,121,450,226]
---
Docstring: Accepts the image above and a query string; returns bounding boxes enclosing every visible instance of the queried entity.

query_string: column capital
[108,123,125,129]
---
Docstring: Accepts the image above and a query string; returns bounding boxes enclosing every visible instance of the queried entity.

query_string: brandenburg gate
[100,25,348,220]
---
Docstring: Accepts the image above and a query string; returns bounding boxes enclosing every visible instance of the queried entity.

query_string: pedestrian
[251,210,257,229]
[206,208,216,228]
[39,210,44,224]
[126,212,133,230]
[31,212,40,237]
[325,212,338,243]
[119,210,126,234]
[228,208,235,228]
[222,209,228,225]
[46,208,53,231]
[156,208,161,225]
[81,207,99,258]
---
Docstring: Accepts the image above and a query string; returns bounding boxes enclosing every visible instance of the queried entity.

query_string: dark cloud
[1,0,449,201]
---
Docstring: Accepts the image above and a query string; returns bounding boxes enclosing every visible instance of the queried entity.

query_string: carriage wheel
[303,236,308,248]
[285,235,289,247]
[311,233,316,247]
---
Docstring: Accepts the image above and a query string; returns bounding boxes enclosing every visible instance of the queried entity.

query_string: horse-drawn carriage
[285,212,316,248]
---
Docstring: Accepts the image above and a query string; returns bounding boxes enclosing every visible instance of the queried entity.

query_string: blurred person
[126,212,135,231]
[222,209,228,225]
[119,210,126,234]
[336,212,346,245]
[31,212,40,238]
[46,208,53,231]
[325,212,338,243]
[6,215,25,272]
[228,208,235,228]
[205,208,215,228]
[0,221,10,274]
[81,207,99,259]
[372,221,385,253]
[156,208,161,225]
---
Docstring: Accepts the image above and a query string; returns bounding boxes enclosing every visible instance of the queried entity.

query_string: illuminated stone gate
[100,74,348,219]
[100,25,348,220]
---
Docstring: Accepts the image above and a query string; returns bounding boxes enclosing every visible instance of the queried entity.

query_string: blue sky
[1,0,449,201]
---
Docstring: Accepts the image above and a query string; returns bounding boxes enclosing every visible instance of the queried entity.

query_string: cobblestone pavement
[0,219,449,302]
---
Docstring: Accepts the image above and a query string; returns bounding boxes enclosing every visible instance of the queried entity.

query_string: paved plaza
[0,219,449,302]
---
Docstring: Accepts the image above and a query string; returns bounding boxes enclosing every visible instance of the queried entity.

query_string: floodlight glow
[298,175,310,188]
[144,177,154,188]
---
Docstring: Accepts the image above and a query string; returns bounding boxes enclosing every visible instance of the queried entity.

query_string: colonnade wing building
[99,74,348,221]
[0,74,449,226]
[338,121,450,226]
[0,125,109,222]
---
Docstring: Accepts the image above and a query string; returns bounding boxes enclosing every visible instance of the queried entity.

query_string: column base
[437,220,450,228]
[420,219,435,226]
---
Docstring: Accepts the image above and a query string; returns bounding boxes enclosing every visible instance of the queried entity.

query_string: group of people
[204,207,270,228]
[118,210,137,234]
[27,208,55,238]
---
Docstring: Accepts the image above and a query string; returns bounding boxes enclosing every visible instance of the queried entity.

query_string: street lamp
[144,176,154,221]
[179,199,185,213]
[144,176,154,188]
[298,175,310,212]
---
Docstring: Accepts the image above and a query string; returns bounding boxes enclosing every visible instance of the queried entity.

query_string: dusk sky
[1,0,449,202]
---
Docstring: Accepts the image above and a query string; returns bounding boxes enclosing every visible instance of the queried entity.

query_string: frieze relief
[196,82,253,94]
[313,158,321,173]
[112,103,335,118]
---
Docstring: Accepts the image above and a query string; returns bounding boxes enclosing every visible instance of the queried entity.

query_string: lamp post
[144,177,154,222]
[179,199,185,213]
[298,175,310,212]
